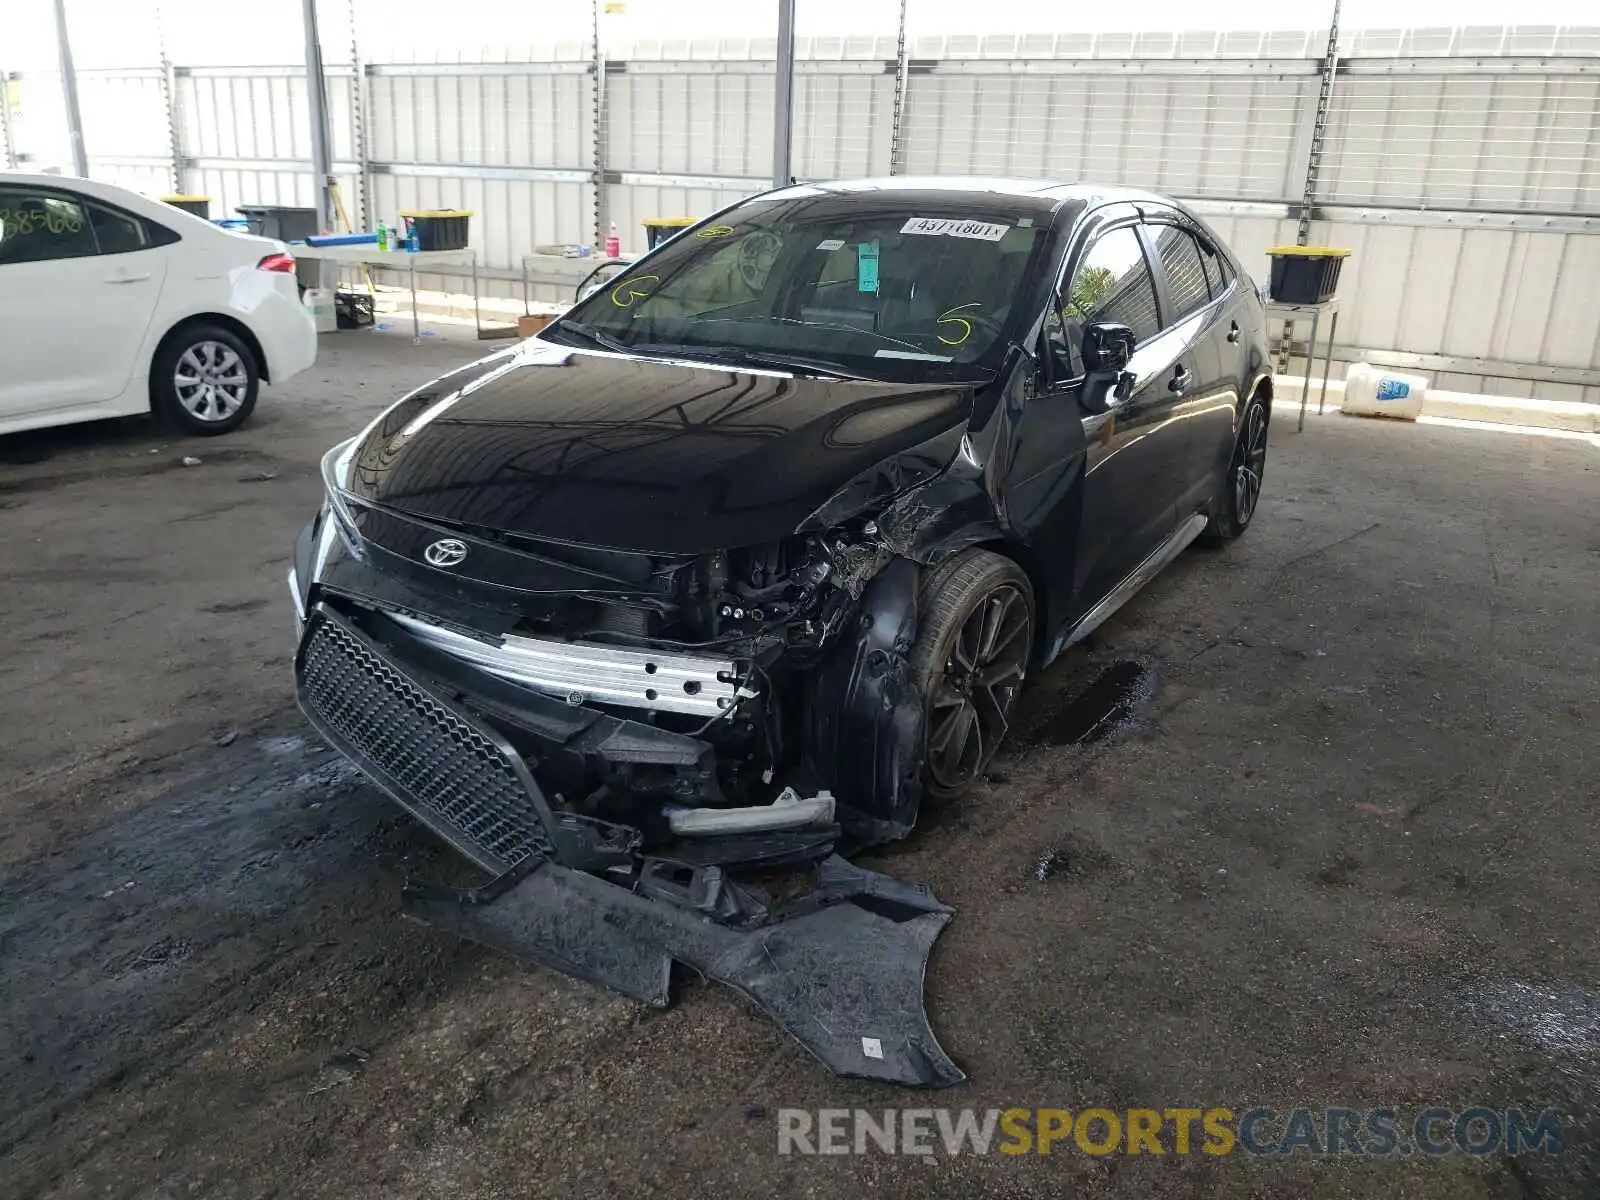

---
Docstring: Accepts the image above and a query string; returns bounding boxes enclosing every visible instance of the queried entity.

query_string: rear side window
[1199,239,1232,298]
[88,202,155,254]
[1152,224,1212,323]
[0,188,97,265]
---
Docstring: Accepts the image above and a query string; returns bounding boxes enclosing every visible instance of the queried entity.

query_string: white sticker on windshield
[900,217,1010,242]
[875,349,954,362]
[815,238,845,251]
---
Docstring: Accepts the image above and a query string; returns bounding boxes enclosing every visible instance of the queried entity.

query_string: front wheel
[150,325,260,436]
[1200,393,1269,544]
[908,550,1035,799]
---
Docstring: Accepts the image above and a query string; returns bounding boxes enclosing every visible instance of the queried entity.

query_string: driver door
[1043,222,1187,622]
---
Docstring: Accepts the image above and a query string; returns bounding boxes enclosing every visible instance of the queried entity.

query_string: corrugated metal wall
[9,13,1598,400]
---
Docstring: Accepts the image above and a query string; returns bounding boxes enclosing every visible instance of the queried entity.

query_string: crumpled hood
[345,340,975,555]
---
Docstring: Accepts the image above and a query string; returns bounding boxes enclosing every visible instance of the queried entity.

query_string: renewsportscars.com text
[777,1107,1563,1158]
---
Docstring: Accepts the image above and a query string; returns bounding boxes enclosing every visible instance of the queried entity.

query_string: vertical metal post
[772,0,796,187]
[302,0,335,287]
[1276,0,1342,382]
[155,5,184,195]
[301,0,335,231]
[888,0,910,175]
[1296,0,1342,246]
[51,0,89,177]
[348,0,370,233]
[591,0,609,247]
[0,70,18,169]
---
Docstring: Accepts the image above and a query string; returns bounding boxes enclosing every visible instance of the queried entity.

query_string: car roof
[0,170,226,230]
[760,175,1180,214]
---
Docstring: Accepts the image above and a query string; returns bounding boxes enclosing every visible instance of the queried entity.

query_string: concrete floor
[1,326,1596,1200]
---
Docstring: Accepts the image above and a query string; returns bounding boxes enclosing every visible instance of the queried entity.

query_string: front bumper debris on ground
[294,602,961,1086]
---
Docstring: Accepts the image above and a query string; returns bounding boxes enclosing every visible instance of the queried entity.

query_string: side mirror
[1079,322,1137,413]
[1081,322,1135,373]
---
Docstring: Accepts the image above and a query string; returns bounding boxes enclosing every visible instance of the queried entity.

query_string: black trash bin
[642,216,697,250]
[161,194,212,219]
[235,204,320,243]
[236,205,322,290]
[399,209,473,251]
[1266,245,1351,304]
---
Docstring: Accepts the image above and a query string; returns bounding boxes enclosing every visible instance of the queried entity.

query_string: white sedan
[0,172,318,437]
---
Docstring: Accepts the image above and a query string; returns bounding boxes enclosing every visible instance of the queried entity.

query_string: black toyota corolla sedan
[288,178,1271,1085]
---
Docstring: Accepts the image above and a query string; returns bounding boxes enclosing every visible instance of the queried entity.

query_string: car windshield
[548,194,1055,382]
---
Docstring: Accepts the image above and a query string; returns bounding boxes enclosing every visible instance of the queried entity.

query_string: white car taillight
[257,252,296,273]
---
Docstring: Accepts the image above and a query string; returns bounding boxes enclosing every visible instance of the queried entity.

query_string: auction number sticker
[0,204,86,238]
[900,217,1010,242]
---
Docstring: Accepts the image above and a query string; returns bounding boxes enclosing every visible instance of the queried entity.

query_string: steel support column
[301,0,335,286]
[51,0,89,177]
[0,69,17,169]
[888,0,910,175]
[1276,0,1342,382]
[591,0,609,247]
[155,5,184,195]
[348,0,370,232]
[772,0,796,187]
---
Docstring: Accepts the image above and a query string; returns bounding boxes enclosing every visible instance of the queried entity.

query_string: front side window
[1045,225,1162,378]
[550,198,1055,382]
[0,188,97,265]
[1152,224,1212,324]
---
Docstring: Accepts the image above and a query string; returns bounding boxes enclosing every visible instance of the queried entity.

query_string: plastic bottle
[604,222,621,258]
[376,221,388,252]
[407,219,419,253]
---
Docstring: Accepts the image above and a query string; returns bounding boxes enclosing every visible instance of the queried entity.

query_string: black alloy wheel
[909,550,1035,797]
[1201,393,1269,544]
[1235,399,1268,526]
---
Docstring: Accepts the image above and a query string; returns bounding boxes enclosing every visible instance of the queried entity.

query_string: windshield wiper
[651,346,880,381]
[550,321,633,355]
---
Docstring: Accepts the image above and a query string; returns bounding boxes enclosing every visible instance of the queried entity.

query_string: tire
[907,549,1035,800]
[150,324,260,436]
[1199,392,1269,545]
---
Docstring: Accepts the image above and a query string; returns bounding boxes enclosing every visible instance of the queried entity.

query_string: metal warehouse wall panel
[32,16,1598,400]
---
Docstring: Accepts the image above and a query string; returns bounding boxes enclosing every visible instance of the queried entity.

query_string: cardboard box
[517,312,556,338]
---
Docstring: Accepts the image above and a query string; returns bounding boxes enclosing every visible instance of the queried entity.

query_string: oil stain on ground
[1040,660,1157,747]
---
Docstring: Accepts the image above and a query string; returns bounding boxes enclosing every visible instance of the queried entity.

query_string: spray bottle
[604,222,621,258]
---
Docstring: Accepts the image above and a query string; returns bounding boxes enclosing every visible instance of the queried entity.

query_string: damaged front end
[292,489,962,1085]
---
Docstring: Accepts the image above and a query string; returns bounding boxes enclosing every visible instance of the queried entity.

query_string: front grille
[297,611,554,874]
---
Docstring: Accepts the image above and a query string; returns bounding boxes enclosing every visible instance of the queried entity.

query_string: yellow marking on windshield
[935,302,982,347]
[610,274,660,307]
[697,225,735,239]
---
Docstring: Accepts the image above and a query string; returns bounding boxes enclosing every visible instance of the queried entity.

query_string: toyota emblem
[423,538,469,568]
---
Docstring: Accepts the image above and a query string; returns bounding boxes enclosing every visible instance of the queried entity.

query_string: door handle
[1169,365,1193,394]
[1227,322,1241,343]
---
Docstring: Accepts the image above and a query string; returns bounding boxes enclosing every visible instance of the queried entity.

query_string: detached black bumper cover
[294,605,962,1086]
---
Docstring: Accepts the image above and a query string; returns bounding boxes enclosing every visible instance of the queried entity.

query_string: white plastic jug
[302,287,337,334]
[1343,361,1427,421]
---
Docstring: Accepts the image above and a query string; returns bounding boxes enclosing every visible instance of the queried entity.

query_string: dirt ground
[2,326,1596,1200]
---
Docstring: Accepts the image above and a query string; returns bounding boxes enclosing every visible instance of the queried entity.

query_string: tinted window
[1046,226,1161,378]
[88,202,154,254]
[0,188,98,265]
[1199,239,1232,298]
[550,199,1051,383]
[1071,228,1161,343]
[1153,225,1211,322]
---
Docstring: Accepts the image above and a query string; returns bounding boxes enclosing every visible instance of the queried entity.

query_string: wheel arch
[148,313,270,407]
[958,538,1054,666]
[1250,371,1273,416]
